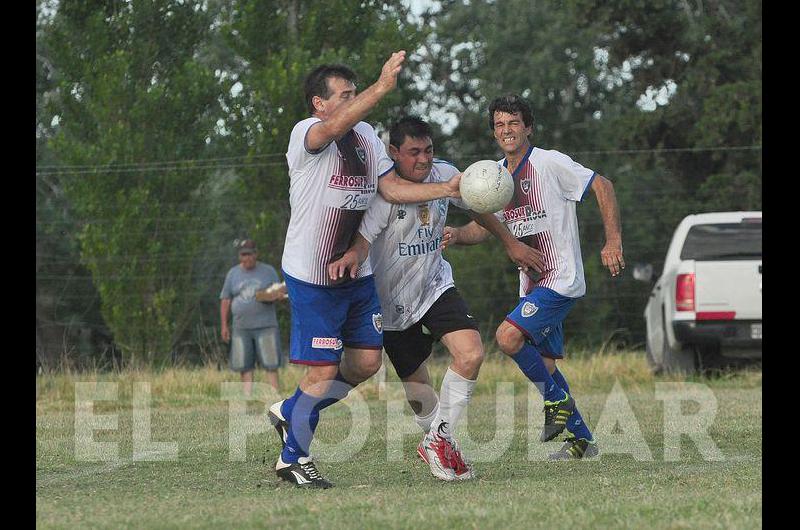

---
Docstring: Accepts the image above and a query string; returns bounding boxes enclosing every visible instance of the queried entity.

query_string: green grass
[36,351,761,529]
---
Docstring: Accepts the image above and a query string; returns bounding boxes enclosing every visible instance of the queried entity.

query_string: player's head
[304,64,358,118]
[488,94,533,156]
[388,116,434,183]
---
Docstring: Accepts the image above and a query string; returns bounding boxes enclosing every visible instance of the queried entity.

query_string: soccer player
[450,94,624,459]
[328,116,544,481]
[268,52,463,489]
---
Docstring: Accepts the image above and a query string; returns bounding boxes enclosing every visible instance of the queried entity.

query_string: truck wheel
[645,335,663,374]
[662,319,696,375]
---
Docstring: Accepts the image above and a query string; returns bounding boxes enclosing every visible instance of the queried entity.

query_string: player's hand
[328,250,361,281]
[506,240,546,273]
[377,50,406,93]
[601,240,625,276]
[445,172,462,198]
[221,326,230,343]
[440,226,458,250]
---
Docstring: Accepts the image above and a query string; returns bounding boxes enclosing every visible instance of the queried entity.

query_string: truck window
[679,222,762,261]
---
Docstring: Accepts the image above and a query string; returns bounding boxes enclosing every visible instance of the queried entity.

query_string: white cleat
[421,431,456,481]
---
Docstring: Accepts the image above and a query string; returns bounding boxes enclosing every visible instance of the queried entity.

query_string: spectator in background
[220,239,287,395]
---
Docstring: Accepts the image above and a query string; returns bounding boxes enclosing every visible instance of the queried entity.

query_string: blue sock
[511,343,567,403]
[280,371,354,463]
[551,368,593,442]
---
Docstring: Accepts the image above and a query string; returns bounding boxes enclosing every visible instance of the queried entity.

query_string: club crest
[521,178,531,194]
[417,204,431,226]
[372,313,383,333]
[521,302,538,318]
[355,146,367,163]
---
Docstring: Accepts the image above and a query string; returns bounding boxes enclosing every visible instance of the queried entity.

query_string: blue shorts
[505,287,578,359]
[284,272,383,366]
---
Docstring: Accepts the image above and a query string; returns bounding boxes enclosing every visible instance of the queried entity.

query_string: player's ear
[312,95,324,114]
[388,144,399,160]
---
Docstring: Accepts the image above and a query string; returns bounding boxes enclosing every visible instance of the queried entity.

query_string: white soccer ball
[459,160,514,213]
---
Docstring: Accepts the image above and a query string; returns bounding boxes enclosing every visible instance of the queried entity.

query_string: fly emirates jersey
[499,146,596,299]
[282,118,394,286]
[359,161,465,331]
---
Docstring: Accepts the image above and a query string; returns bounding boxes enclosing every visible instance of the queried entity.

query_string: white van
[641,211,762,373]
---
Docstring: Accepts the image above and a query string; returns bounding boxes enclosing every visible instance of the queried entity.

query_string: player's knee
[495,325,524,355]
[354,354,383,379]
[461,347,484,372]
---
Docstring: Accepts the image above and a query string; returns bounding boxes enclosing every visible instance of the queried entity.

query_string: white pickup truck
[641,211,762,373]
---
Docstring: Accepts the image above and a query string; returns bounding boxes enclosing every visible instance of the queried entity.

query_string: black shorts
[383,287,480,379]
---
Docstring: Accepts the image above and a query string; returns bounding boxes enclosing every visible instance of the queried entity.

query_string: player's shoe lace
[541,393,575,442]
[275,456,333,489]
[446,437,474,480]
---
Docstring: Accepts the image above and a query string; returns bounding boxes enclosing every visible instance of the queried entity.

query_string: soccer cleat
[548,437,599,460]
[275,455,333,489]
[446,437,475,480]
[421,431,456,481]
[540,394,576,442]
[268,400,289,449]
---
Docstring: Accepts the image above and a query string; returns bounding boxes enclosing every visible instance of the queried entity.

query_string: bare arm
[306,51,405,152]
[442,221,492,247]
[328,233,371,281]
[378,171,461,204]
[590,175,625,276]
[220,298,232,343]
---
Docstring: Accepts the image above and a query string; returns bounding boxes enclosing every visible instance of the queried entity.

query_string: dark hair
[303,64,358,115]
[488,94,534,130]
[389,116,433,148]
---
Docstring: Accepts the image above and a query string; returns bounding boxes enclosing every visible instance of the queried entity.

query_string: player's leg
[268,275,353,488]
[423,288,483,480]
[495,288,577,441]
[541,337,598,460]
[383,325,439,430]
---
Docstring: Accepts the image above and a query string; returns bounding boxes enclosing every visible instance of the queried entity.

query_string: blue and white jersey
[282,118,395,286]
[359,160,466,331]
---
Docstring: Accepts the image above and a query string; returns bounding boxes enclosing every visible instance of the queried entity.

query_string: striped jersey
[359,160,465,331]
[499,146,596,298]
[282,118,395,286]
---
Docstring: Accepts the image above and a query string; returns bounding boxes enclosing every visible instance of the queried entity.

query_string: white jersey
[282,117,394,286]
[498,146,595,298]
[359,160,465,331]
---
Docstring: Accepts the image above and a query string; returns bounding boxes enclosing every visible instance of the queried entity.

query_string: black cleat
[540,394,576,442]
[275,456,333,489]
[548,437,599,460]
[268,400,289,449]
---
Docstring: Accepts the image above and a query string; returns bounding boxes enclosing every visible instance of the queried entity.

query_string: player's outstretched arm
[471,212,545,272]
[441,221,491,250]
[328,234,371,281]
[590,175,624,276]
[378,171,461,204]
[306,51,406,152]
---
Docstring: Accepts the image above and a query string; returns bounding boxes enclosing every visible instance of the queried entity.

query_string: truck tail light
[675,273,695,311]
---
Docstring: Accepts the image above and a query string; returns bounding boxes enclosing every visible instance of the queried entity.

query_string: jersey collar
[502,145,534,178]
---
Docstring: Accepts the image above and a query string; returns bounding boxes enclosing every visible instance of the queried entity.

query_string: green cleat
[540,394,575,442]
[549,437,599,460]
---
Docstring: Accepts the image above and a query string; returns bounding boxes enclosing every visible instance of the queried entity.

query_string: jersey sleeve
[358,194,393,244]
[430,161,468,210]
[285,118,326,173]
[545,149,596,202]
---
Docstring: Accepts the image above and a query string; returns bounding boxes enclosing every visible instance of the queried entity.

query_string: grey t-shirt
[220,262,280,329]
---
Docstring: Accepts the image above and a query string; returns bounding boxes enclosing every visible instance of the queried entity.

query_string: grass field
[36,351,762,529]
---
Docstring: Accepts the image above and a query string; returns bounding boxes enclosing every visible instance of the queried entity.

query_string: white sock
[414,395,439,432]
[430,367,476,440]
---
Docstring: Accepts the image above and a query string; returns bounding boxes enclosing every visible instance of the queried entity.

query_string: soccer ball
[459,160,514,213]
